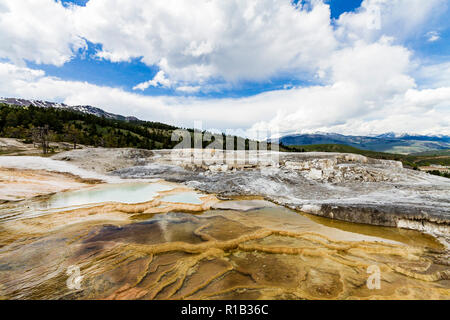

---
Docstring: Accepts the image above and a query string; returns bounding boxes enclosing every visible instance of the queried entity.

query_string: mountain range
[2,97,449,155]
[278,132,450,154]
[0,98,139,122]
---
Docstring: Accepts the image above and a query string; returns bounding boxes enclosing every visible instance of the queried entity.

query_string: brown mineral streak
[2,206,449,300]
[0,167,448,300]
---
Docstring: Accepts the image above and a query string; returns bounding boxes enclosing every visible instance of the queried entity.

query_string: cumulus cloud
[32,0,335,86]
[336,0,447,43]
[0,61,449,137]
[0,0,449,136]
[133,71,172,91]
[0,0,86,66]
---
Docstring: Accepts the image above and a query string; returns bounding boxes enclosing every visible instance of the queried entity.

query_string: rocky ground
[0,147,448,300]
[0,138,81,156]
[51,148,450,241]
[1,192,448,300]
[0,168,97,202]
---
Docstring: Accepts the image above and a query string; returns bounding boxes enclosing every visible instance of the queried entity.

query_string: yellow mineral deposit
[0,168,448,300]
[0,167,99,202]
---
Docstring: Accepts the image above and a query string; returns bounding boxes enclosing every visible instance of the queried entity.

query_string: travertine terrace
[0,148,448,300]
[56,148,449,240]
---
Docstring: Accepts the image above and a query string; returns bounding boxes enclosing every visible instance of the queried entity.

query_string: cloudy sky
[0,0,449,137]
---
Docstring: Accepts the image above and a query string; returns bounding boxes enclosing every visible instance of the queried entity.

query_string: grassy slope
[410,149,450,156]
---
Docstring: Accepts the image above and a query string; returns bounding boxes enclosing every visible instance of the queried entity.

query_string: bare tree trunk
[33,125,49,154]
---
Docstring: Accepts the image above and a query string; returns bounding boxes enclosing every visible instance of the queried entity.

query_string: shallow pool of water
[36,182,174,211]
[161,192,203,204]
[204,204,444,249]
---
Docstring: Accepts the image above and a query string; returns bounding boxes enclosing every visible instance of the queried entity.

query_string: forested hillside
[0,103,273,153]
[2,103,447,179]
[0,103,178,150]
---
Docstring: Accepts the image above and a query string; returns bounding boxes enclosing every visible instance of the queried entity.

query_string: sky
[0,0,449,138]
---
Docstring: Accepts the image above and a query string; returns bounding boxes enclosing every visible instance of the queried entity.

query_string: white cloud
[133,71,172,91]
[0,0,449,136]
[0,61,449,137]
[336,0,448,41]
[0,0,86,66]
[176,86,201,93]
[426,31,440,42]
[71,0,337,85]
[417,62,450,88]
[247,38,421,135]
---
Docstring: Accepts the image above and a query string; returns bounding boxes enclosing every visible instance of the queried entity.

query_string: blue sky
[61,0,88,6]
[0,0,449,136]
[328,0,363,18]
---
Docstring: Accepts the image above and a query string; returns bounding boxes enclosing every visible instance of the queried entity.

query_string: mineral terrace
[55,148,449,240]
[0,147,448,300]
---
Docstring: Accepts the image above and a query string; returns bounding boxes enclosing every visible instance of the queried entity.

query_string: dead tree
[32,125,50,154]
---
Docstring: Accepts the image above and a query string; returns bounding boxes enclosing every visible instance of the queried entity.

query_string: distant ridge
[0,97,139,122]
[278,132,450,154]
[2,97,449,155]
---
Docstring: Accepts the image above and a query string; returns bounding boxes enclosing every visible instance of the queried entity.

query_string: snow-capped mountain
[374,132,397,139]
[278,132,450,154]
[0,98,139,122]
[374,132,450,142]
